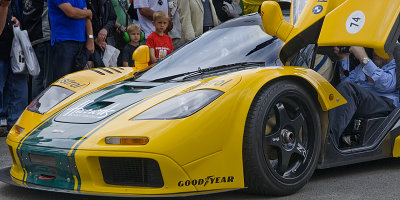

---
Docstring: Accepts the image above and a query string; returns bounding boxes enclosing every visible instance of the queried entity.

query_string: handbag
[102,45,120,67]
[10,26,40,76]
[10,33,27,74]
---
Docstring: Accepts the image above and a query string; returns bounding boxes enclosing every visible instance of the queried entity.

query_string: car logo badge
[312,5,323,14]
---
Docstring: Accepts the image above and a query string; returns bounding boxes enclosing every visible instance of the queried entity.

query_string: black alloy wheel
[243,80,321,196]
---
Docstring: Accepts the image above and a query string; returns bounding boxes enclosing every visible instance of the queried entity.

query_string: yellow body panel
[263,0,400,61]
[132,45,152,71]
[394,137,400,157]
[393,121,400,157]
[280,0,335,44]
[261,1,293,41]
[318,0,400,58]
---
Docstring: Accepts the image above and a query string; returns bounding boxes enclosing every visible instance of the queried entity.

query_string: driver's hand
[333,46,349,61]
[349,46,368,63]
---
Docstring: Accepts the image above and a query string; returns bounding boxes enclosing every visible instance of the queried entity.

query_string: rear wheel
[243,80,321,195]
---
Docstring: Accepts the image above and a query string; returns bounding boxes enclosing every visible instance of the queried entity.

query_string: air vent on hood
[54,83,161,124]
[90,69,105,75]
[84,101,114,110]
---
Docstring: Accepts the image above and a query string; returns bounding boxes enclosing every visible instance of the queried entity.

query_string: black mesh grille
[99,157,164,188]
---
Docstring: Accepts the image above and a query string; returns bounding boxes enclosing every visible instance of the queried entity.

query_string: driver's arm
[349,46,396,93]
[364,60,396,93]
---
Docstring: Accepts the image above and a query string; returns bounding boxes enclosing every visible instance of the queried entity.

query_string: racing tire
[243,80,321,196]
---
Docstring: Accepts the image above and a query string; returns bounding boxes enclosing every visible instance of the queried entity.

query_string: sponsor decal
[312,5,323,14]
[57,78,87,88]
[317,0,327,2]
[346,11,365,34]
[178,176,234,187]
[197,79,233,88]
[63,100,120,119]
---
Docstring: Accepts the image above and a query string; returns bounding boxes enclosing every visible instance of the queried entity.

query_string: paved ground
[1,136,400,200]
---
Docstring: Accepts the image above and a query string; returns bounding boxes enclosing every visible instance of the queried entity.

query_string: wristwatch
[362,57,370,65]
[88,34,94,39]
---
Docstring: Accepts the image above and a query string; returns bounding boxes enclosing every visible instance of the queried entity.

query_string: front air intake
[99,157,164,188]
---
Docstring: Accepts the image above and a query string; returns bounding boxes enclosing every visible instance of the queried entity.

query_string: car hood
[19,74,242,149]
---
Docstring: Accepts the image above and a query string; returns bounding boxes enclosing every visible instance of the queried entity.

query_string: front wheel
[243,80,321,196]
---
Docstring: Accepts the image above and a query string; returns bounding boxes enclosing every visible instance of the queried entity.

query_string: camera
[338,46,350,53]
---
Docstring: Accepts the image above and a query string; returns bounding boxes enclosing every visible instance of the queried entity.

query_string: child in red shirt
[146,10,174,64]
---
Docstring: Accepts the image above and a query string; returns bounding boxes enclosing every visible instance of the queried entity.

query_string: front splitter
[0,167,241,198]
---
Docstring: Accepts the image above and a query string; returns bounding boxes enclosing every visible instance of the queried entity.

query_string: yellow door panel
[318,0,400,58]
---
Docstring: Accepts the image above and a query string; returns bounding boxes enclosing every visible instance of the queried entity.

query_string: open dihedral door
[318,0,400,58]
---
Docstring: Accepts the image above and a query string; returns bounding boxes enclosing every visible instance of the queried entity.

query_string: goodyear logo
[57,78,87,88]
[178,176,234,187]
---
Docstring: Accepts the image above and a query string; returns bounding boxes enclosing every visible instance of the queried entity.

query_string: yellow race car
[1,0,400,197]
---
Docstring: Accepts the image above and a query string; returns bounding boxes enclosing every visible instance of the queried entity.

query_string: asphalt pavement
[1,136,400,200]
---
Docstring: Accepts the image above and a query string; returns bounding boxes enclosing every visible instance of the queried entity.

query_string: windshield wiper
[246,37,278,56]
[149,71,195,82]
[148,62,264,82]
[175,62,265,81]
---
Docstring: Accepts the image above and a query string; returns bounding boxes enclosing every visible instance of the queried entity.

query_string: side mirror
[260,1,293,41]
[132,45,150,71]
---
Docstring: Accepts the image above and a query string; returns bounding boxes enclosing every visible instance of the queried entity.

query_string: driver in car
[329,46,399,146]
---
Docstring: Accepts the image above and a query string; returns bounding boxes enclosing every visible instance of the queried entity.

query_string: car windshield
[136,25,283,82]
[292,0,309,25]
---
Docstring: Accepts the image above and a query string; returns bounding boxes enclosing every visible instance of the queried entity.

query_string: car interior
[287,43,400,150]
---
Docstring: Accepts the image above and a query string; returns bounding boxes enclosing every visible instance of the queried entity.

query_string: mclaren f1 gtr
[2,0,400,197]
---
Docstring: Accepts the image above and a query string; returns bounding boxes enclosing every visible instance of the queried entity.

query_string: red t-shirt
[146,32,174,61]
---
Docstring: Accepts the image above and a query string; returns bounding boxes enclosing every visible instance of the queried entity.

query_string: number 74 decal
[346,11,366,34]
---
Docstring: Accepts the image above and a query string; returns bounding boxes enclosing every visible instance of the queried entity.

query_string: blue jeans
[52,41,84,81]
[0,59,28,127]
[328,82,395,145]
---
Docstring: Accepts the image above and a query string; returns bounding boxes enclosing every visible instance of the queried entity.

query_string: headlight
[132,89,223,120]
[27,86,75,114]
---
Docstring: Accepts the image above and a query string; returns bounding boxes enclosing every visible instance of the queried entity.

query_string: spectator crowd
[0,0,277,136]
